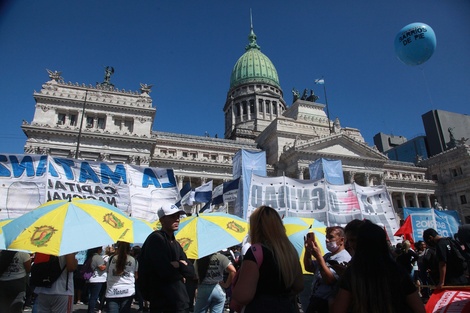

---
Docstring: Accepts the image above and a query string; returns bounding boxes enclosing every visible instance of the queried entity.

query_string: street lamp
[75,90,88,159]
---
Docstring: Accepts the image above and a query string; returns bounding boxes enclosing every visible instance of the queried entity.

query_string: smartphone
[306,232,315,242]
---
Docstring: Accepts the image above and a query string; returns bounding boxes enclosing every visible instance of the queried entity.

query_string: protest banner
[0,154,179,220]
[247,174,400,241]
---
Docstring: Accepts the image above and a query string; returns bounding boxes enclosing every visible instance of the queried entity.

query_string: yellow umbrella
[283,217,327,274]
[176,212,248,259]
[0,218,13,249]
[2,198,132,256]
[119,217,161,244]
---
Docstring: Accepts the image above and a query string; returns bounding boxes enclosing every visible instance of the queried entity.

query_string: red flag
[394,215,414,248]
[425,287,470,312]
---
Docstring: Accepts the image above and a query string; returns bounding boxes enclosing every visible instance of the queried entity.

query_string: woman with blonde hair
[231,205,304,313]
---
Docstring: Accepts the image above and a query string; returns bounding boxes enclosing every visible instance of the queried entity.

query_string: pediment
[295,134,387,160]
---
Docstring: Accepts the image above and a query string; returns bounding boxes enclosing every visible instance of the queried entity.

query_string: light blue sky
[1,0,469,154]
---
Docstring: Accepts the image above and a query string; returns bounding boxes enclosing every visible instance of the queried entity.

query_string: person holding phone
[303,226,351,313]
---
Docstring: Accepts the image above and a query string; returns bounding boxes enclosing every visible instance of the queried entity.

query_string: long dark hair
[348,221,400,313]
[115,241,131,275]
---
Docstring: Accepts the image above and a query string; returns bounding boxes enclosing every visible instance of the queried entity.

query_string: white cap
[157,203,185,219]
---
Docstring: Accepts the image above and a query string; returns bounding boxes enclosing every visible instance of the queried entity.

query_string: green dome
[230,27,280,89]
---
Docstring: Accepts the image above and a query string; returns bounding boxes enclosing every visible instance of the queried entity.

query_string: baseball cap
[157,203,185,219]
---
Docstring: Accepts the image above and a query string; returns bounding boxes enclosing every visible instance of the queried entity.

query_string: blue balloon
[394,22,436,66]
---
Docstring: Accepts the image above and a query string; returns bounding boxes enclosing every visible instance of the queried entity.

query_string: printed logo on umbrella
[177,238,193,252]
[103,213,125,229]
[226,221,245,233]
[31,225,58,247]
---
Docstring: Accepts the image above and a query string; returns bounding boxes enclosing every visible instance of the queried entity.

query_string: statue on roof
[306,89,319,102]
[292,88,300,103]
[104,66,114,83]
[447,127,456,149]
[140,83,153,95]
[47,69,62,82]
[301,89,308,100]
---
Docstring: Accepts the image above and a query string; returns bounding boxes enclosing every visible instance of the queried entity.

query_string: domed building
[224,25,286,141]
[21,24,437,217]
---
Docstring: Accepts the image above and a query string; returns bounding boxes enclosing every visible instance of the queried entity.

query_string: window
[69,114,77,126]
[235,103,240,117]
[243,102,248,115]
[250,100,254,113]
[57,113,66,125]
[258,100,263,113]
[460,195,467,204]
[86,116,94,128]
[97,117,106,129]
[272,102,277,115]
[266,101,270,113]
[183,152,188,157]
[124,120,133,132]
[211,155,217,160]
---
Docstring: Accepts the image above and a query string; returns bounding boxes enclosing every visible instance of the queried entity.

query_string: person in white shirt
[105,241,138,313]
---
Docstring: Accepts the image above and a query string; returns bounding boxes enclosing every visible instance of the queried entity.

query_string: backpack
[447,238,468,274]
[30,253,66,288]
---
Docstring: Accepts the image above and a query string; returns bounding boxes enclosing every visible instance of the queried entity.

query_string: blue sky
[1,1,469,154]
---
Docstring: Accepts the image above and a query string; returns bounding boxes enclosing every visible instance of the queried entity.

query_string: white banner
[0,154,179,221]
[248,174,399,242]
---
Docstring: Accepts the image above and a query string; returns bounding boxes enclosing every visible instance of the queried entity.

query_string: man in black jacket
[138,203,195,313]
[423,228,468,289]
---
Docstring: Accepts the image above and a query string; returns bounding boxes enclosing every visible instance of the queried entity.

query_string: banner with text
[404,207,461,242]
[0,154,179,220]
[248,174,400,242]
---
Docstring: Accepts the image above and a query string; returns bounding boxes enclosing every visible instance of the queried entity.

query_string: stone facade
[19,27,448,221]
[419,144,470,223]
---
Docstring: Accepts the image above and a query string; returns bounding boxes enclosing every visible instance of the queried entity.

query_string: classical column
[177,175,184,190]
[401,192,406,208]
[349,171,355,183]
[413,193,419,208]
[297,167,304,180]
[425,194,432,208]
[364,173,370,186]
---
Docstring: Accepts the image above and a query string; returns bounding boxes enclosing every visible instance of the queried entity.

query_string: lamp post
[75,90,88,159]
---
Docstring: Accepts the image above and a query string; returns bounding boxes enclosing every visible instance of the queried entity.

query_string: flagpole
[315,77,332,134]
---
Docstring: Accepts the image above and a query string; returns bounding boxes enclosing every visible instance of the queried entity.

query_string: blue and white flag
[194,181,213,203]
[212,183,224,205]
[314,78,324,85]
[175,182,192,207]
[223,178,240,203]
[181,190,195,206]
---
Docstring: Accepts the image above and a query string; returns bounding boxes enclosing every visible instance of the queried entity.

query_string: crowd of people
[1,204,469,313]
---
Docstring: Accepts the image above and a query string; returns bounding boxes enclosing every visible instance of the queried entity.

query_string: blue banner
[309,158,344,185]
[404,207,461,241]
[233,150,266,219]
